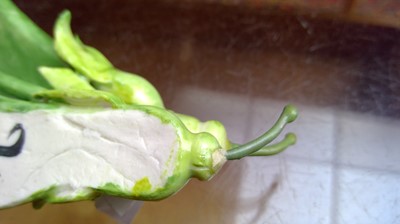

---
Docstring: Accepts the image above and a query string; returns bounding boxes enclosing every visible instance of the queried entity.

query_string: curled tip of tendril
[283,104,298,123]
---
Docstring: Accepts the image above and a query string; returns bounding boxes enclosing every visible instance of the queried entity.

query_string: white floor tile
[337,167,400,224]
[231,157,333,224]
[337,111,400,172]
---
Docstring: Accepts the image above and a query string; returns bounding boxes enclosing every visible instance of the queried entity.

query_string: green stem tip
[226,104,298,160]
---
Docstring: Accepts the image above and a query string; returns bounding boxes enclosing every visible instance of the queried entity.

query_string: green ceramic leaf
[0,0,65,91]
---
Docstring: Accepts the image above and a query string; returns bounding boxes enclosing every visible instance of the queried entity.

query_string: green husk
[38,67,94,91]
[0,0,298,209]
[53,10,164,108]
[0,0,65,89]
[0,71,47,100]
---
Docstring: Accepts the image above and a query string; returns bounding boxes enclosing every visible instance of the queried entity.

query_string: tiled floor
[135,88,400,224]
[337,111,400,172]
[1,1,400,223]
[337,167,400,224]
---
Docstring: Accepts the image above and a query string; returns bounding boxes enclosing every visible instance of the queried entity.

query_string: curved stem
[249,133,296,156]
[226,105,298,160]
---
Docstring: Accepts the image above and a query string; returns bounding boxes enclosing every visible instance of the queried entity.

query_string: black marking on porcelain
[0,123,25,157]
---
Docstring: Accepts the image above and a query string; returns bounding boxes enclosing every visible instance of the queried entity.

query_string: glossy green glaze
[0,0,65,88]
[0,0,297,209]
[54,11,164,108]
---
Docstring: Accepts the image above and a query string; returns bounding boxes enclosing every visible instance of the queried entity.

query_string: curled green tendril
[226,105,298,160]
[249,133,296,156]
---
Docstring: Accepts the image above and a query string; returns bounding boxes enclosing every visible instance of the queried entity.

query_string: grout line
[330,110,340,224]
[283,154,400,176]
[244,98,254,141]
[243,71,255,142]
[280,154,331,166]
[337,163,400,176]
